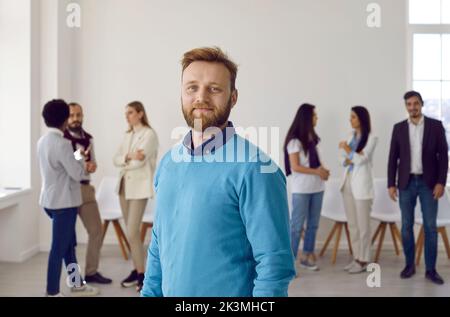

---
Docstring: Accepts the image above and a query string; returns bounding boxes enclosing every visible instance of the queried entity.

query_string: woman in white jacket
[339,106,377,274]
[113,101,159,291]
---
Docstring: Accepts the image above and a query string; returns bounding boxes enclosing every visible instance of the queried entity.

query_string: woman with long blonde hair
[113,101,159,292]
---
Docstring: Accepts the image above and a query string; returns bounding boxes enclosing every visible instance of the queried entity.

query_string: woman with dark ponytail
[339,106,378,274]
[284,104,330,272]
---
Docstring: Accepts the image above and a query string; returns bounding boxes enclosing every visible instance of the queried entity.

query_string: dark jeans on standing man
[44,207,79,295]
[399,175,438,272]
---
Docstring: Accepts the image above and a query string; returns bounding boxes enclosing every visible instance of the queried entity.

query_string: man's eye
[210,87,221,93]
[186,86,197,92]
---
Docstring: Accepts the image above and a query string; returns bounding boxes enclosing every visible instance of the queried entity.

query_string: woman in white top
[113,101,159,291]
[339,106,377,274]
[284,103,330,272]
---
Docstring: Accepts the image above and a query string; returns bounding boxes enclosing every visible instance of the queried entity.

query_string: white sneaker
[300,259,319,271]
[70,283,100,297]
[344,260,357,271]
[294,262,300,278]
[348,262,367,274]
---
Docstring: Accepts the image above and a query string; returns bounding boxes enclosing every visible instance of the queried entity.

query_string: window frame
[406,1,450,111]
[409,0,450,25]
[407,0,450,166]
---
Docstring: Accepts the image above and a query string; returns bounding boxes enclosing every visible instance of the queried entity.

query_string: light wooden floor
[289,250,450,297]
[1,244,449,297]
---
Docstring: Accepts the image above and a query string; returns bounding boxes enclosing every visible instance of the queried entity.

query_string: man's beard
[68,122,82,133]
[409,110,421,118]
[182,98,232,132]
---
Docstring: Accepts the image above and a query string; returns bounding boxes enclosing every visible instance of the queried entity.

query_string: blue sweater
[141,131,295,297]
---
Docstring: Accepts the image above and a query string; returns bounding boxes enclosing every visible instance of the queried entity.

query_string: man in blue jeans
[38,99,99,296]
[388,91,448,285]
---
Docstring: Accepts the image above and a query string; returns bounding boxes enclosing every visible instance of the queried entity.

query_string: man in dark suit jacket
[388,91,448,285]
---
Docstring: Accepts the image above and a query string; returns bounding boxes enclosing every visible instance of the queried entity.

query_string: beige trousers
[341,175,373,263]
[79,184,104,276]
[119,179,147,273]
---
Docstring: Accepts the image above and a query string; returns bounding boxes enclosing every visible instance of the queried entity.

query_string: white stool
[415,188,450,265]
[140,197,155,243]
[319,179,353,264]
[96,176,130,260]
[371,178,402,263]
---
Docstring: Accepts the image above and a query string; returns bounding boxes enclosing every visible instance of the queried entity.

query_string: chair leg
[438,227,450,259]
[344,222,353,256]
[320,222,338,257]
[393,223,402,244]
[371,223,383,245]
[389,223,400,256]
[415,226,424,266]
[140,223,153,243]
[115,220,131,253]
[374,223,387,263]
[102,220,110,243]
[140,223,147,243]
[112,220,129,260]
[332,223,343,264]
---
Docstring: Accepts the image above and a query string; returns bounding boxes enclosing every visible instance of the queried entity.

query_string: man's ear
[231,89,238,109]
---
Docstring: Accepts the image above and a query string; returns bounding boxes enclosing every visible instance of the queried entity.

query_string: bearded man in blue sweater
[141,47,295,297]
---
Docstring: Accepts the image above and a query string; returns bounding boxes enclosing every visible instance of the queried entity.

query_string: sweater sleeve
[238,155,296,297]
[141,227,163,297]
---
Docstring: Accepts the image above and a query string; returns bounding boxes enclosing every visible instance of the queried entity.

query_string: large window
[0,0,31,194]
[409,0,450,147]
[413,34,450,120]
[409,0,450,24]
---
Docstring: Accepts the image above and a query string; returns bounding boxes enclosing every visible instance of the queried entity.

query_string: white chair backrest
[438,189,450,221]
[372,178,401,216]
[321,179,347,221]
[142,197,156,223]
[96,176,122,219]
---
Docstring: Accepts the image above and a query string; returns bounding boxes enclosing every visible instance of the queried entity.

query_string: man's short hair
[181,46,238,91]
[42,99,70,128]
[68,102,82,109]
[404,90,424,105]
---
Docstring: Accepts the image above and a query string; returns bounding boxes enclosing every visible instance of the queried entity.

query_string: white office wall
[0,0,409,258]
[73,0,407,180]
[66,0,407,247]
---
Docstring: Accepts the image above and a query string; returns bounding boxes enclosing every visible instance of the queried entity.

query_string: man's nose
[195,87,209,104]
